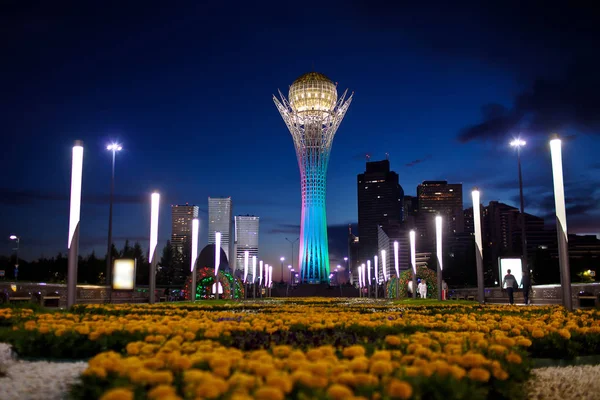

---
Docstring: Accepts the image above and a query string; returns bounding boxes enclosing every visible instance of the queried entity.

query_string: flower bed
[1,299,599,399]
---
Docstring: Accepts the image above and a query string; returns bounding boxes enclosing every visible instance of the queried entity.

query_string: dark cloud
[405,155,432,167]
[0,188,156,206]
[459,61,600,143]
[268,223,300,235]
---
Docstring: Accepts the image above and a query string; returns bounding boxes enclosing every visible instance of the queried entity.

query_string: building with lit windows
[234,215,259,276]
[208,197,233,265]
[358,159,404,269]
[171,204,199,254]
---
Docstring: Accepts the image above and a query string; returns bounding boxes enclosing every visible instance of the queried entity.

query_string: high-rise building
[208,197,233,266]
[171,204,199,254]
[358,159,404,267]
[234,215,259,276]
[417,181,464,234]
[274,72,353,283]
[347,224,361,285]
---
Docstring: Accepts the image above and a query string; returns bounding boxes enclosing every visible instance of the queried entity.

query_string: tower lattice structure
[274,72,353,283]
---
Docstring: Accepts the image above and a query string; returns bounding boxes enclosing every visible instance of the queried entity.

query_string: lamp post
[510,138,528,276]
[410,230,417,299]
[374,255,379,299]
[367,260,372,298]
[149,192,160,304]
[214,231,221,300]
[67,141,84,308]
[435,215,443,301]
[285,237,299,273]
[252,256,257,299]
[550,136,572,311]
[190,218,199,302]
[279,256,285,284]
[394,241,399,299]
[472,188,485,304]
[105,143,122,295]
[9,235,19,280]
[344,256,349,284]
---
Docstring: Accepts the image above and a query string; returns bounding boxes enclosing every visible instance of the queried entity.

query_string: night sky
[2,1,599,280]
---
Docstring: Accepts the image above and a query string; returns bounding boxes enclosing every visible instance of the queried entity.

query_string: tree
[122,240,134,259]
[133,242,149,286]
[157,241,176,286]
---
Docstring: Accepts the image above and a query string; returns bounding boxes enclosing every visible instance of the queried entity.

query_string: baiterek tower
[274,72,353,283]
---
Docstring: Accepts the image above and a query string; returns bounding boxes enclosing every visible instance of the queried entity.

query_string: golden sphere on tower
[288,72,338,114]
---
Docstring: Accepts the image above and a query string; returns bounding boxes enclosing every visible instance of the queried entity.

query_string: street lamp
[105,143,123,290]
[149,191,160,304]
[550,136,572,311]
[285,237,299,272]
[472,188,485,304]
[280,256,285,284]
[9,235,19,280]
[510,138,528,276]
[344,256,349,283]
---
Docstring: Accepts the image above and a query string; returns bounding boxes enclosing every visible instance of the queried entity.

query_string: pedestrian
[502,269,518,305]
[442,280,448,300]
[418,279,427,299]
[521,271,532,305]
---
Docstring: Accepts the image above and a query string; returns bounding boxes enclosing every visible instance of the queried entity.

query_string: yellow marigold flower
[489,345,507,355]
[335,371,356,386]
[129,368,153,384]
[517,338,532,347]
[450,365,466,380]
[467,367,490,382]
[149,371,174,385]
[506,353,522,364]
[148,384,177,399]
[403,366,420,377]
[558,329,571,339]
[266,373,293,394]
[385,335,402,346]
[370,360,393,376]
[126,343,140,356]
[386,379,413,399]
[183,331,196,341]
[99,388,134,400]
[532,329,545,338]
[343,345,366,359]
[82,366,107,379]
[493,367,509,381]
[354,372,378,387]
[254,386,284,400]
[38,326,50,334]
[326,384,353,400]
[272,345,291,358]
[196,379,228,399]
[349,356,369,372]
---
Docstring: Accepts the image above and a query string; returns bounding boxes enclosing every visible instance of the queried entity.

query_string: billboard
[113,259,136,290]
[498,258,522,288]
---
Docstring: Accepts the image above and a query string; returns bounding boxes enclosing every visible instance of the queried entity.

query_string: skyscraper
[417,181,464,234]
[357,159,404,267]
[234,215,259,276]
[208,197,233,266]
[274,72,353,283]
[171,204,199,254]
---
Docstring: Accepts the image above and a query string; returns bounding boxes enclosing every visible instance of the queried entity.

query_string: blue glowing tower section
[274,72,353,283]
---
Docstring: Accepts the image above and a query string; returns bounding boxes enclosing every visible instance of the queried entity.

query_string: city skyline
[2,2,599,278]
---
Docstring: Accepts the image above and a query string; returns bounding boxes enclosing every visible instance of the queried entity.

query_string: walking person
[502,269,518,305]
[521,271,532,305]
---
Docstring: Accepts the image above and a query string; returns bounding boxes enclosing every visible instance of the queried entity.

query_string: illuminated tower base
[274,72,353,283]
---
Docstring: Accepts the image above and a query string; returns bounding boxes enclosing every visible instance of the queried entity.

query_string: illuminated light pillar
[409,230,417,299]
[214,231,221,300]
[358,263,362,288]
[381,250,387,282]
[252,256,257,299]
[394,241,400,299]
[244,251,249,283]
[264,264,269,287]
[367,260,372,298]
[148,192,160,304]
[435,216,443,301]
[190,218,199,302]
[374,255,379,299]
[146,192,160,304]
[472,188,485,304]
[274,72,353,283]
[550,136,572,311]
[268,265,273,296]
[67,141,84,308]
[259,260,264,287]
